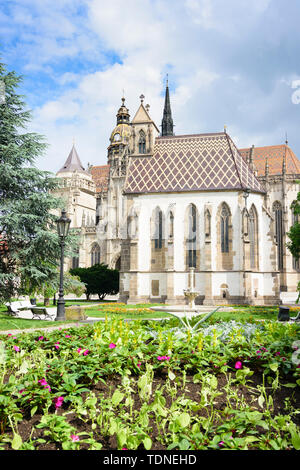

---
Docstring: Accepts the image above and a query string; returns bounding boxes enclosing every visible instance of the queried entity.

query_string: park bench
[5,300,33,316]
[30,307,54,321]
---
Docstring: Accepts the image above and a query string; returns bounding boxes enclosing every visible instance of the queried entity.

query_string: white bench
[5,300,33,316]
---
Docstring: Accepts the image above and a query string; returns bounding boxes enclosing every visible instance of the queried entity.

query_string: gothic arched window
[138,131,146,154]
[91,243,101,266]
[154,209,163,249]
[249,205,258,269]
[72,248,79,269]
[220,203,230,253]
[187,204,197,268]
[273,201,283,270]
[169,211,174,239]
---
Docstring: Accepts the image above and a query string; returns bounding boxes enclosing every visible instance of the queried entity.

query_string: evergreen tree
[70,264,119,300]
[0,61,78,301]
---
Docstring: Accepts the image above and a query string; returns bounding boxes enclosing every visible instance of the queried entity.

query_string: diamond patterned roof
[124,133,265,194]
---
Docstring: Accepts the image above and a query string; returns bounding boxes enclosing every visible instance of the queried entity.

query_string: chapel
[53,82,300,305]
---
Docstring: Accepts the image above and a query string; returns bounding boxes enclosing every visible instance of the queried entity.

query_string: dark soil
[2,369,299,451]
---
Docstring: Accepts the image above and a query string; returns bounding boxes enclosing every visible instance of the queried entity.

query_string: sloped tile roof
[239,144,300,176]
[91,165,110,193]
[124,132,265,194]
[57,145,88,175]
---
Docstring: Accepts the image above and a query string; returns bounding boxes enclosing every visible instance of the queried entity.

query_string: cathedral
[53,82,300,305]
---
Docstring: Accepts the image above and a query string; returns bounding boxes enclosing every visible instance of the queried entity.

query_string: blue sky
[1,0,300,173]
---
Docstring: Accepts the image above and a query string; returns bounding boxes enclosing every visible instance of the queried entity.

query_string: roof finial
[140,94,145,103]
[72,136,75,146]
[285,131,288,145]
[224,125,227,134]
[265,156,269,177]
[166,73,169,87]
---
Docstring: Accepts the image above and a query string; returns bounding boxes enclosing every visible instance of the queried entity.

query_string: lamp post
[56,209,71,321]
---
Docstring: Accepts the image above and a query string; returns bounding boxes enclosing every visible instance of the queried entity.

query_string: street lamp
[56,209,71,321]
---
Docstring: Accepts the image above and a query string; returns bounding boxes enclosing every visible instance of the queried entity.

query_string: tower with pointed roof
[161,77,174,137]
[131,94,159,156]
[54,143,96,269]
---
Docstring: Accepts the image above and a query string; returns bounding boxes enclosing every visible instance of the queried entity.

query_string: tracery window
[138,131,146,154]
[169,211,174,239]
[187,204,197,268]
[220,204,230,253]
[72,249,79,269]
[91,243,101,266]
[154,209,163,249]
[273,201,283,270]
[249,205,258,269]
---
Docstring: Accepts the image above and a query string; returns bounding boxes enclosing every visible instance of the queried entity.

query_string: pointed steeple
[161,75,174,137]
[57,143,87,175]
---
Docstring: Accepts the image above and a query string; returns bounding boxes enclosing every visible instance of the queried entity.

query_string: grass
[0,300,288,331]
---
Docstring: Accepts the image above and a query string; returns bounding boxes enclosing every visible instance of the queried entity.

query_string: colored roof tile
[91,165,110,193]
[124,132,265,194]
[239,144,300,176]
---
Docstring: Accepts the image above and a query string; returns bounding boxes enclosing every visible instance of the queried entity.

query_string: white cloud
[8,0,298,174]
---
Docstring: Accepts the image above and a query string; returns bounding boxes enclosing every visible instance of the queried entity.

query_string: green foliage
[0,61,79,301]
[70,263,119,300]
[287,185,300,301]
[0,318,299,450]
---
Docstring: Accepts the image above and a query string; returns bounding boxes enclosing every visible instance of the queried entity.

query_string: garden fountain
[150,267,233,326]
[183,267,199,309]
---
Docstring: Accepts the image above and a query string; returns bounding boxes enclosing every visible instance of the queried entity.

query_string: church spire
[161,75,174,136]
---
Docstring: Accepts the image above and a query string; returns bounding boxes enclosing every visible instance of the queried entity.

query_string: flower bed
[0,318,299,450]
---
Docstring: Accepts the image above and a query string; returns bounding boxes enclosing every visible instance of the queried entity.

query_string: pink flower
[71,435,80,442]
[275,352,281,356]
[65,335,71,338]
[235,361,242,369]
[137,362,141,368]
[83,349,89,355]
[109,343,116,349]
[38,336,44,341]
[122,447,128,450]
[13,345,20,352]
[38,378,51,392]
[157,355,170,361]
[54,396,64,409]
[38,378,48,386]
[218,441,225,447]
[77,348,82,353]
[54,344,59,350]
[7,333,12,336]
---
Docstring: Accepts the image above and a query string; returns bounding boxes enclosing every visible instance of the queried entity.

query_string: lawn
[0,301,294,331]
[0,315,299,450]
